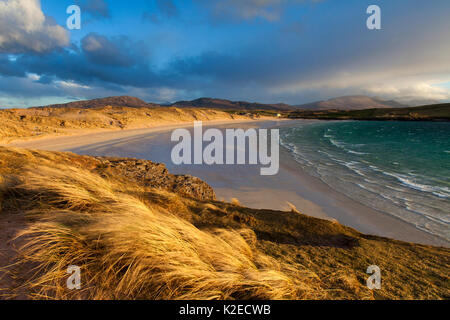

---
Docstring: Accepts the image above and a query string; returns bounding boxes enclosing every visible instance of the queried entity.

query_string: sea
[280,121,450,241]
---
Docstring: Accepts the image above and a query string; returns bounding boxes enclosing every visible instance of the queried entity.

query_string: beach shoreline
[7,119,449,247]
[5,118,279,149]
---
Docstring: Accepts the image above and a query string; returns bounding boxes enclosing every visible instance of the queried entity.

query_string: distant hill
[36,96,160,109]
[296,96,407,110]
[171,96,408,111]
[171,98,294,111]
[33,95,411,112]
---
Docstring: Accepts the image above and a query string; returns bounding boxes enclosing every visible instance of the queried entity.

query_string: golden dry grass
[230,198,241,206]
[2,162,319,299]
[0,147,449,300]
[286,202,302,214]
[0,106,257,144]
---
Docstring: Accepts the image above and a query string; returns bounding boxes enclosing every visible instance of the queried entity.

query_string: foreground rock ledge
[93,156,216,201]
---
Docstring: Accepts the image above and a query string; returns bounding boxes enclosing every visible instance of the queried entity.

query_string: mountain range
[295,95,407,110]
[171,98,294,111]
[36,95,411,111]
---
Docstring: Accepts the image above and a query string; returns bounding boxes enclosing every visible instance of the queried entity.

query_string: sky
[0,0,449,108]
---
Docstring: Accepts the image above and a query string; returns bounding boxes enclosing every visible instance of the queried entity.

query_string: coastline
[5,118,277,150]
[7,119,449,247]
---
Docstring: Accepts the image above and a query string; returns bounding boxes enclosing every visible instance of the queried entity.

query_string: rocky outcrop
[93,157,216,201]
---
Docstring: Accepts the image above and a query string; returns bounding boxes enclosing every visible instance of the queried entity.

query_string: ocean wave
[422,213,450,225]
[280,139,315,166]
[347,150,369,155]
[432,192,449,199]
[381,171,450,198]
[317,150,334,158]
[405,202,450,225]
[356,183,378,194]
[329,138,345,149]
[327,138,368,155]
[281,122,450,242]
[343,161,366,176]
[385,185,406,192]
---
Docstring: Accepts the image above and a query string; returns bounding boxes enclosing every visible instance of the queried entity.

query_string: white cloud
[365,82,450,104]
[55,80,91,90]
[266,71,450,105]
[0,0,69,53]
[26,73,41,81]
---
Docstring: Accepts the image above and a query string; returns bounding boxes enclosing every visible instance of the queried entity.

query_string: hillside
[0,106,257,144]
[172,96,407,111]
[0,147,448,300]
[36,96,160,109]
[29,95,410,112]
[296,96,407,110]
[172,98,294,111]
[287,103,450,121]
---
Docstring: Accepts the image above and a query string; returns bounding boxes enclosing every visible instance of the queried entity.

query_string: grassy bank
[0,106,258,143]
[0,147,448,300]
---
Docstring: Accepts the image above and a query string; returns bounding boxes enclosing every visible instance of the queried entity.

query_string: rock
[93,157,216,201]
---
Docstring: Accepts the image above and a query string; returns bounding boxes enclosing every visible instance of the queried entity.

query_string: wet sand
[9,119,449,247]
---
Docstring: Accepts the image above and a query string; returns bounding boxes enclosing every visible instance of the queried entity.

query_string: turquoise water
[280,121,450,241]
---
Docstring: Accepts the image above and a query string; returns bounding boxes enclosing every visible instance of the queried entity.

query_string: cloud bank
[0,0,449,108]
[0,0,69,54]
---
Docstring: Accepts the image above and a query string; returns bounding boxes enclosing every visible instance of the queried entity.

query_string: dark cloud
[156,0,178,18]
[0,55,26,77]
[77,0,110,19]
[14,50,157,89]
[0,75,63,98]
[1,0,449,107]
[141,12,159,24]
[0,31,183,92]
[142,0,179,24]
[81,33,149,67]
[35,75,56,85]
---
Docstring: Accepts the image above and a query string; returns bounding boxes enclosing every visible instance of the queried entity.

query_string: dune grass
[0,106,255,144]
[2,161,317,299]
[0,147,449,300]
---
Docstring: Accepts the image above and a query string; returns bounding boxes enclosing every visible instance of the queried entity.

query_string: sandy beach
[9,119,449,247]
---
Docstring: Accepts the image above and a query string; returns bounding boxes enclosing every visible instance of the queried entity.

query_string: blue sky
[0,0,449,108]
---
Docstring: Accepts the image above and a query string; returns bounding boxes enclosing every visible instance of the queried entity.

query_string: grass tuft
[8,165,310,299]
